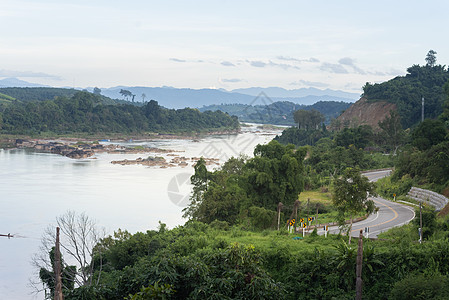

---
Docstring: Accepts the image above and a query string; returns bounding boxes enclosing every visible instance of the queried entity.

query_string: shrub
[389,272,449,300]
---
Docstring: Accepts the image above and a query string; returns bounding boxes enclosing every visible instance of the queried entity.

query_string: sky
[1,0,448,93]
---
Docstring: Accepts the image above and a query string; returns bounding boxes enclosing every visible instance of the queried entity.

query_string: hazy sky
[1,0,448,92]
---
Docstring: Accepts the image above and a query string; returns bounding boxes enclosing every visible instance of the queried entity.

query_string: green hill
[362,64,449,128]
[0,87,123,106]
[0,92,15,104]
[200,100,351,125]
[0,91,239,135]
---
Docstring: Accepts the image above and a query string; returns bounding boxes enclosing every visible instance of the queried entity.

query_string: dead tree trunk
[54,227,63,300]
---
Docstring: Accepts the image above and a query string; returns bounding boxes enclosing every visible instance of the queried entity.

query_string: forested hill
[0,87,125,106]
[0,91,239,134]
[199,100,350,125]
[362,64,449,128]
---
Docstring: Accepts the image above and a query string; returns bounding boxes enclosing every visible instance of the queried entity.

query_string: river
[0,124,282,299]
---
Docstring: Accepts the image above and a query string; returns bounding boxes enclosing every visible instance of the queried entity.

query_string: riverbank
[0,128,242,149]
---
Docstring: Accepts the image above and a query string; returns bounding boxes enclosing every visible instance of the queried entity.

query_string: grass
[298,190,333,205]
[211,227,343,255]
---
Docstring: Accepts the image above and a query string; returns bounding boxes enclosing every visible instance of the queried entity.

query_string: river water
[0,125,282,299]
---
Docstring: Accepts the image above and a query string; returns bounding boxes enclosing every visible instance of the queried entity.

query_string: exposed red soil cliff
[336,97,396,131]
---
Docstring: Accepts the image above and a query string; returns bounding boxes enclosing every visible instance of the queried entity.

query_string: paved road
[321,170,416,238]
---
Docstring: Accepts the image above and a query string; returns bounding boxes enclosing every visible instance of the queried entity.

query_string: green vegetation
[363,51,449,128]
[184,141,306,227]
[332,167,376,244]
[377,86,449,198]
[200,100,351,125]
[293,109,325,130]
[34,53,449,299]
[0,91,240,135]
[49,217,449,300]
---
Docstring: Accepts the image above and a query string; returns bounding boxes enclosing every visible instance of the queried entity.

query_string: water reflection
[0,125,282,299]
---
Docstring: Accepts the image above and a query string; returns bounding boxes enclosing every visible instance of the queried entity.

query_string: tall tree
[293,109,324,130]
[184,141,306,224]
[425,49,437,67]
[119,89,132,100]
[412,119,447,151]
[332,167,376,244]
[378,110,404,155]
[93,87,101,95]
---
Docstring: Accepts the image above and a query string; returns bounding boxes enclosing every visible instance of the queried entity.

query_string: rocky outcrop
[336,97,396,131]
[111,156,221,168]
[66,149,94,159]
[14,139,178,160]
[111,156,175,168]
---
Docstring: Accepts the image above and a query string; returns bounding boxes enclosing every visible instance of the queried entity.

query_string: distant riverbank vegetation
[0,91,240,135]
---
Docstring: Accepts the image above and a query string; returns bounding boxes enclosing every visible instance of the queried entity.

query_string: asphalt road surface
[321,169,416,238]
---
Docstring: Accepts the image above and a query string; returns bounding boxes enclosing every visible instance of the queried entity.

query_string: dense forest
[362,51,449,128]
[0,91,240,134]
[0,87,131,106]
[199,100,350,125]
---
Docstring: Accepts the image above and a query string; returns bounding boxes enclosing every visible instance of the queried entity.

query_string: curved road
[325,170,416,238]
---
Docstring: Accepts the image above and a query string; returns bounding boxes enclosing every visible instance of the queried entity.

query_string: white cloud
[338,57,366,75]
[221,61,235,67]
[248,60,267,68]
[290,80,330,88]
[169,58,186,63]
[221,78,243,83]
[320,62,348,74]
[0,69,61,79]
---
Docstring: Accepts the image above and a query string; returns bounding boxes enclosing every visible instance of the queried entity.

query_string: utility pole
[54,227,63,300]
[306,198,310,227]
[356,229,363,300]
[419,202,423,244]
[422,97,425,122]
[294,200,300,233]
[277,202,283,231]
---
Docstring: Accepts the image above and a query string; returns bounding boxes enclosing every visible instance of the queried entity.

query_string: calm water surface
[0,126,281,299]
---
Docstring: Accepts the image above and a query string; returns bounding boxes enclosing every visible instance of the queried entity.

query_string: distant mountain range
[0,77,48,88]
[99,86,358,109]
[0,77,359,109]
[199,100,351,126]
[231,87,359,99]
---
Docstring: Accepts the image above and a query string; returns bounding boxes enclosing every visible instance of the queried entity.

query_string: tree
[425,50,437,67]
[32,211,105,297]
[38,248,76,298]
[119,89,133,100]
[182,158,210,220]
[93,87,101,95]
[378,110,404,155]
[439,80,449,128]
[411,119,447,151]
[141,93,147,102]
[247,140,306,210]
[332,167,376,244]
[184,142,306,226]
[293,109,324,130]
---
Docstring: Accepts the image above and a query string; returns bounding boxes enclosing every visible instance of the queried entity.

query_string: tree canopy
[332,167,376,243]
[362,53,449,128]
[0,92,240,134]
[184,140,306,227]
